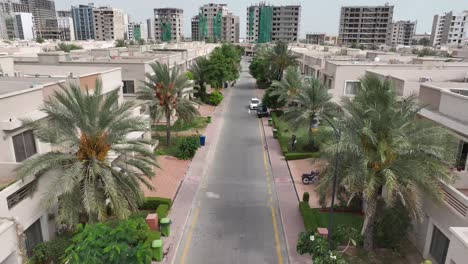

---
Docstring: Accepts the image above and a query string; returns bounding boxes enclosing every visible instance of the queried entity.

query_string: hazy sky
[56,0,468,38]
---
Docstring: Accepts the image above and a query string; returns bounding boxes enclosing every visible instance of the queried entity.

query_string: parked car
[249,98,260,110]
[256,104,269,118]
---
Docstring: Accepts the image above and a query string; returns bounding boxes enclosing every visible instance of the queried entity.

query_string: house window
[344,81,360,95]
[456,140,468,171]
[122,80,135,94]
[429,226,450,264]
[25,219,43,257]
[13,130,37,162]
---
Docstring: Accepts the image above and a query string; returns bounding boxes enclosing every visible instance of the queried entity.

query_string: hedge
[299,201,320,231]
[285,152,320,160]
[156,204,169,219]
[146,230,161,244]
[139,197,172,210]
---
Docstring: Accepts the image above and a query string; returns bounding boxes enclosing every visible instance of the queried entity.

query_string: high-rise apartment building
[430,11,468,47]
[127,22,147,41]
[387,20,416,46]
[146,17,154,40]
[57,10,74,41]
[71,4,94,40]
[246,3,300,43]
[154,8,183,42]
[191,3,239,43]
[14,12,34,39]
[0,1,34,40]
[338,4,394,46]
[20,0,60,39]
[93,6,125,41]
[306,33,326,45]
[0,0,29,13]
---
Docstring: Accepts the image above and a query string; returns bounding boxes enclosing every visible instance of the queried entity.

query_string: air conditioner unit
[14,71,23,77]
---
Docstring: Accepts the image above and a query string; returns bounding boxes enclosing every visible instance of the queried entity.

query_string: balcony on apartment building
[418,82,468,219]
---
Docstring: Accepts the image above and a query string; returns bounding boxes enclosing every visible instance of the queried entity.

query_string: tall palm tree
[15,81,157,229]
[190,57,209,99]
[284,78,338,146]
[138,62,199,146]
[266,41,299,81]
[269,66,303,104]
[319,74,455,251]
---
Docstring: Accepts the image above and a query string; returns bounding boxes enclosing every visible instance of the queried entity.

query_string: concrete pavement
[173,58,288,264]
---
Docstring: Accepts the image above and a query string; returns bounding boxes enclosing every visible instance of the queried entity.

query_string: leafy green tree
[189,57,209,99]
[15,82,156,229]
[270,66,303,104]
[138,62,199,146]
[418,37,430,46]
[350,42,358,49]
[319,74,455,251]
[56,42,82,53]
[114,39,126,47]
[138,38,146,45]
[266,41,299,80]
[262,88,285,110]
[65,218,153,264]
[36,36,44,43]
[284,78,338,147]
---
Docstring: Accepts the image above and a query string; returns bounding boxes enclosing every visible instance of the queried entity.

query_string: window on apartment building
[7,179,37,209]
[429,226,450,264]
[456,140,468,171]
[13,130,37,162]
[122,80,135,94]
[25,218,43,257]
[344,81,360,95]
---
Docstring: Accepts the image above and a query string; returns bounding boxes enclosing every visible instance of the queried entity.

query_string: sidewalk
[160,87,231,264]
[261,117,310,264]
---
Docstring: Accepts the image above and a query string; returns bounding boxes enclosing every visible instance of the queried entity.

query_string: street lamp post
[311,113,341,249]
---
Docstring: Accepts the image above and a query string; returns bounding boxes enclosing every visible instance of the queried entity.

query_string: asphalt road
[174,58,288,264]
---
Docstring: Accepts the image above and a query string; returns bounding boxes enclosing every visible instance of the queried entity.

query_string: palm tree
[284,78,338,147]
[266,41,299,81]
[318,74,455,251]
[15,81,157,229]
[190,57,209,99]
[138,62,199,146]
[269,66,303,104]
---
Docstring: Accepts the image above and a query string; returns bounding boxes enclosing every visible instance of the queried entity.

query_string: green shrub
[296,230,347,263]
[374,200,412,249]
[146,230,161,244]
[139,197,172,210]
[65,218,153,264]
[303,192,310,203]
[29,235,72,264]
[208,90,223,106]
[156,204,169,219]
[285,152,320,160]
[299,201,320,231]
[175,136,200,160]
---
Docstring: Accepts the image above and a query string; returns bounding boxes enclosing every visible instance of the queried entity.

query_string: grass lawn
[154,135,185,156]
[299,201,363,231]
[153,116,209,132]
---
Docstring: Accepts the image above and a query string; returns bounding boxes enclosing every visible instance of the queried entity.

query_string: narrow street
[174,58,288,264]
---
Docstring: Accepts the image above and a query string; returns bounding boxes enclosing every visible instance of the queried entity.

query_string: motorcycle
[301,170,319,185]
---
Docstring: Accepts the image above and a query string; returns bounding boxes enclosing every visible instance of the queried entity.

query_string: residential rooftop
[0,77,64,96]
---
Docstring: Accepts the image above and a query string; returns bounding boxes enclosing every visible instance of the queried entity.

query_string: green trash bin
[273,129,278,139]
[151,239,163,261]
[207,116,212,123]
[160,218,171,237]
[268,118,273,126]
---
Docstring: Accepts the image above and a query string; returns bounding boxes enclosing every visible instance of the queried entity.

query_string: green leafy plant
[64,218,153,264]
[156,204,169,219]
[114,39,126,47]
[302,192,310,202]
[175,136,200,160]
[36,36,44,43]
[285,152,320,160]
[29,235,72,264]
[374,200,412,250]
[56,43,82,52]
[208,90,224,106]
[139,197,172,210]
[297,230,347,263]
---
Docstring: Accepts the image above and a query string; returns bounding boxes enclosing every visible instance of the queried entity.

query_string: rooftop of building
[0,77,64,96]
[14,64,119,78]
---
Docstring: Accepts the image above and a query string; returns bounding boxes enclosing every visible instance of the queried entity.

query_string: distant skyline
[56,0,468,39]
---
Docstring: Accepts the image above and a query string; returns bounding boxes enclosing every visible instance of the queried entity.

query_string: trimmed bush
[175,136,200,160]
[299,201,320,231]
[29,235,72,264]
[139,197,172,210]
[156,204,169,219]
[302,192,310,203]
[285,152,320,160]
[208,90,223,106]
